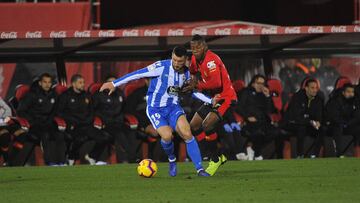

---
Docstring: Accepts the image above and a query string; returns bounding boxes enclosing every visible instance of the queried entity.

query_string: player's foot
[48,162,59,166]
[205,157,222,176]
[247,146,255,161]
[197,169,210,177]
[236,153,248,161]
[85,154,96,165]
[254,155,263,161]
[95,161,108,166]
[220,154,227,165]
[68,159,75,166]
[169,161,177,177]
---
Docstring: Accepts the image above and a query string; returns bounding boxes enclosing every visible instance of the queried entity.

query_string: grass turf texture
[0,158,359,203]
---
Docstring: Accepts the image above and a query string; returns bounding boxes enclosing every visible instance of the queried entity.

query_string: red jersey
[190,50,237,101]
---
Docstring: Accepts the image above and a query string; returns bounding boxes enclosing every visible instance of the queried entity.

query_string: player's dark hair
[172,46,187,58]
[191,34,205,43]
[71,74,83,83]
[249,74,266,86]
[39,73,52,81]
[305,78,318,87]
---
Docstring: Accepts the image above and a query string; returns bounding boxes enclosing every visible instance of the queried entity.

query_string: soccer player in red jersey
[183,34,238,176]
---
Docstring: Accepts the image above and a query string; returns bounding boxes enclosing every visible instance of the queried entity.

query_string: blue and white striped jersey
[112,59,211,108]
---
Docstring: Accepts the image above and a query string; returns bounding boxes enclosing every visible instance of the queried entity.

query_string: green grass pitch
[0,158,359,203]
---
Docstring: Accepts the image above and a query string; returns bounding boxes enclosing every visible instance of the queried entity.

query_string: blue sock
[185,137,203,171]
[161,139,176,162]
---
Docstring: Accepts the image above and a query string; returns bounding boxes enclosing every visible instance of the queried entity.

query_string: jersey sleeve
[191,91,212,104]
[112,62,164,87]
[197,57,223,90]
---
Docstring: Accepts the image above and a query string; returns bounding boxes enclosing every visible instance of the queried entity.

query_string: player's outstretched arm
[191,91,212,104]
[100,63,163,95]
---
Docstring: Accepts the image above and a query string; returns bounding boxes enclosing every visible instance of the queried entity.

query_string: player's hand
[310,120,320,130]
[262,86,270,97]
[247,117,257,123]
[4,116,11,124]
[211,94,221,108]
[182,78,197,93]
[100,82,115,95]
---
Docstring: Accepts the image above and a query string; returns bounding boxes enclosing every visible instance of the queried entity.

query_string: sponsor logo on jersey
[207,61,216,70]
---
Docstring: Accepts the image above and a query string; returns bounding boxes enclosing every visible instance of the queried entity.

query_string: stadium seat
[124,79,146,98]
[53,84,68,96]
[8,84,30,112]
[267,78,283,123]
[88,83,102,95]
[335,76,351,89]
[232,79,245,93]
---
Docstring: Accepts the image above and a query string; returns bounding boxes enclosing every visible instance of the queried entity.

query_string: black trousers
[326,124,360,156]
[282,123,321,157]
[0,126,11,163]
[8,122,66,166]
[102,124,137,163]
[67,125,109,162]
[242,122,281,157]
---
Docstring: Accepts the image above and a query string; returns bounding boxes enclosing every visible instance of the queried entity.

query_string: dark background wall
[101,0,354,28]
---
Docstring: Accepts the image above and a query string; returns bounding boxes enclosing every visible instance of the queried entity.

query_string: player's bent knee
[181,131,193,141]
[159,133,172,142]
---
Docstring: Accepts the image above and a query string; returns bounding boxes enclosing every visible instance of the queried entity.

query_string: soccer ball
[137,159,158,178]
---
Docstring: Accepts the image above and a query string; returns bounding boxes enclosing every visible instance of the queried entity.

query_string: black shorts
[196,100,237,121]
[196,103,223,120]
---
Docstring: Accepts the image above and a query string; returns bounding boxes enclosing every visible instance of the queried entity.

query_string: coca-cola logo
[354,26,360,32]
[167,29,184,36]
[191,28,207,36]
[25,31,42,38]
[98,30,115,37]
[50,31,66,38]
[0,32,17,39]
[284,27,301,34]
[261,27,278,34]
[214,28,231,35]
[238,27,255,35]
[144,29,160,36]
[331,26,346,33]
[122,29,139,37]
[74,30,91,38]
[308,26,323,33]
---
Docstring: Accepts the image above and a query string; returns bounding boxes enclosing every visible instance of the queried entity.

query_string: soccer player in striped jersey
[100,46,211,177]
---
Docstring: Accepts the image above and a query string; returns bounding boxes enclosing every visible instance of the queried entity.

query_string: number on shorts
[150,113,161,126]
